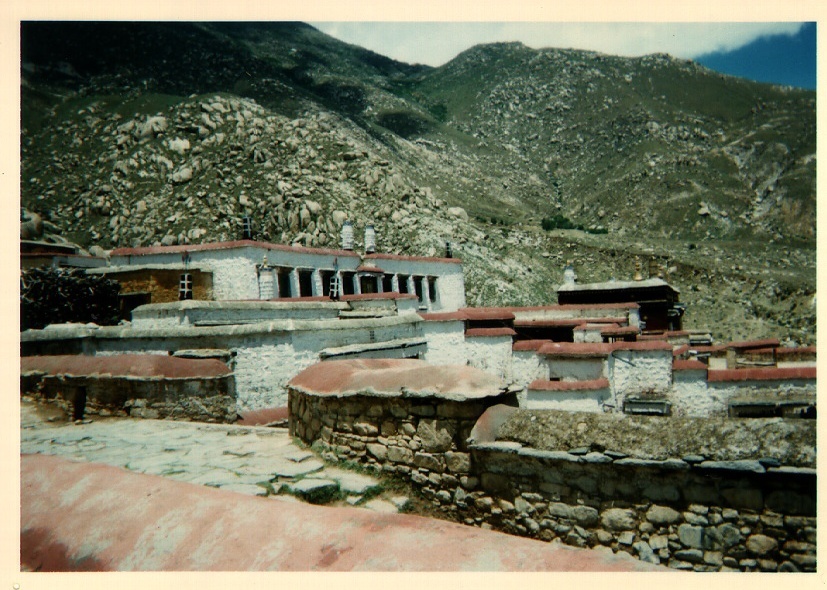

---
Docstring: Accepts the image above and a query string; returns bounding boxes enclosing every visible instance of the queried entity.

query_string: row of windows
[177,269,441,303]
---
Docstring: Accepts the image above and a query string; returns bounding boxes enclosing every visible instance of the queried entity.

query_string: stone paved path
[20,401,408,511]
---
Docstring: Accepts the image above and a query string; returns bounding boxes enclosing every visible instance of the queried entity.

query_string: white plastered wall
[420,321,467,365]
[465,336,513,382]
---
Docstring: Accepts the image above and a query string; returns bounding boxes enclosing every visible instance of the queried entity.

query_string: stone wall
[289,389,816,572]
[22,314,425,411]
[288,389,518,508]
[420,320,467,366]
[464,335,513,382]
[468,441,815,572]
[463,407,816,572]
[22,372,236,422]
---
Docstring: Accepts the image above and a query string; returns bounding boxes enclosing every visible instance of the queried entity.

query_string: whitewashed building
[93,238,465,316]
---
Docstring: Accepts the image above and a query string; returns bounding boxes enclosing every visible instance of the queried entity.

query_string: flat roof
[528,378,610,392]
[557,277,679,294]
[365,252,462,265]
[111,239,363,259]
[465,327,517,338]
[20,354,231,379]
[708,367,816,382]
[672,359,708,372]
[288,358,506,400]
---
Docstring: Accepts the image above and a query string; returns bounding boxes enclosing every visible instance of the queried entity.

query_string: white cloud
[311,22,806,67]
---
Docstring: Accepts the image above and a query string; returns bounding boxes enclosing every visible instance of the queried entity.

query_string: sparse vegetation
[20,267,120,331]
[19,22,816,344]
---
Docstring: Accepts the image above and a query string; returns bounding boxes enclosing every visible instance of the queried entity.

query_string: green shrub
[541,214,577,231]
[20,267,120,331]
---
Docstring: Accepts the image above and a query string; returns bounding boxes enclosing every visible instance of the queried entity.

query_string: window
[428,276,438,303]
[382,274,394,293]
[298,269,314,297]
[414,276,424,302]
[398,275,410,294]
[360,274,378,294]
[341,272,356,296]
[179,273,193,300]
[277,268,292,298]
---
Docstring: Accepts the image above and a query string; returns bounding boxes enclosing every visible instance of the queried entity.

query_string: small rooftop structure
[557,275,683,333]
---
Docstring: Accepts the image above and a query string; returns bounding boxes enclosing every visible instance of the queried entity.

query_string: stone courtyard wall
[289,387,816,573]
[288,388,518,508]
[21,370,236,423]
[468,440,815,572]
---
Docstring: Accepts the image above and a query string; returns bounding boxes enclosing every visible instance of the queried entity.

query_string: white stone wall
[708,356,727,370]
[669,371,724,417]
[511,351,547,389]
[232,340,317,411]
[131,301,344,328]
[366,257,466,312]
[396,298,421,315]
[421,321,467,365]
[525,388,611,412]
[111,246,466,309]
[609,349,673,402]
[465,336,513,382]
[707,379,816,398]
[546,358,606,381]
[75,316,425,411]
[573,329,603,343]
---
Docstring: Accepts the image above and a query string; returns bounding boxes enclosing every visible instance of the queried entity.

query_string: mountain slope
[20,22,816,343]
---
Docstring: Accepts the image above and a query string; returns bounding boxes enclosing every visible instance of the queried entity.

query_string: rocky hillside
[20,22,816,344]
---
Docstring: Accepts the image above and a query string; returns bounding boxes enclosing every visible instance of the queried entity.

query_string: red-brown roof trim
[775,346,817,357]
[672,359,708,371]
[20,355,232,379]
[538,343,613,357]
[726,338,782,351]
[465,327,517,338]
[512,340,552,352]
[460,308,517,321]
[708,367,816,382]
[528,378,610,391]
[673,344,691,357]
[111,240,362,259]
[460,303,638,316]
[364,253,462,265]
[356,265,385,273]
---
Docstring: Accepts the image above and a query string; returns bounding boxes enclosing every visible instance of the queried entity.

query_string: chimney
[563,261,577,285]
[364,223,376,253]
[634,257,643,281]
[341,220,354,250]
[445,242,453,258]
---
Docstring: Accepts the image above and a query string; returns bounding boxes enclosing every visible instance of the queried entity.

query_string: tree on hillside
[20,267,121,331]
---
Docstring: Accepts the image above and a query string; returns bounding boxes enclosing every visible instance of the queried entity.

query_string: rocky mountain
[20,22,816,343]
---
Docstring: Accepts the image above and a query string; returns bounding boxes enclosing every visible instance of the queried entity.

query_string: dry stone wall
[22,373,237,423]
[468,441,815,572]
[289,389,816,572]
[288,389,518,508]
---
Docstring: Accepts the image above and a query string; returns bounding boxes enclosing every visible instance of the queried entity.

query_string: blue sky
[312,22,816,90]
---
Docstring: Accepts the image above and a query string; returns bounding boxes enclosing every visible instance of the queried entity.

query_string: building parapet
[527,378,610,391]
[672,359,708,372]
[465,327,517,338]
[708,367,816,383]
[110,239,361,260]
